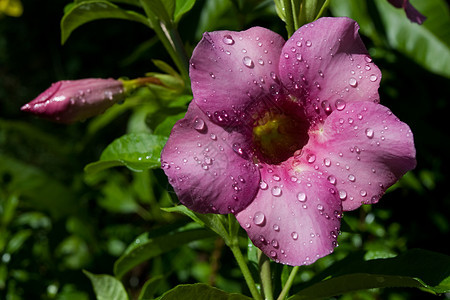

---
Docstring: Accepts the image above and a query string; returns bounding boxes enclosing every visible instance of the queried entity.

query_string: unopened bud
[21,78,125,123]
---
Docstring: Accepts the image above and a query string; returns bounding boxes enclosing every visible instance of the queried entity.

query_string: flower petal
[235,164,341,266]
[161,101,260,214]
[279,17,381,125]
[298,101,416,211]
[190,27,285,126]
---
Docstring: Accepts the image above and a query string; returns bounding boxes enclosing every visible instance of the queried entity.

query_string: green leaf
[114,226,215,278]
[374,0,450,78]
[61,0,149,44]
[153,112,185,137]
[83,271,129,300]
[174,0,196,23]
[138,275,164,300]
[84,133,168,174]
[289,249,450,299]
[161,206,230,243]
[156,283,251,300]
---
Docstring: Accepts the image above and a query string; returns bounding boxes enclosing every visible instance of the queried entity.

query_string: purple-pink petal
[21,78,125,124]
[236,165,341,265]
[279,17,381,126]
[297,101,416,211]
[160,101,260,214]
[190,27,285,127]
[388,0,426,24]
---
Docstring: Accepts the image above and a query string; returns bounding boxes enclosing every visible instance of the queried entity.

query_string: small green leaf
[138,275,164,300]
[156,283,252,300]
[174,0,196,23]
[289,249,450,299]
[153,112,185,137]
[374,0,450,78]
[84,133,168,174]
[114,226,215,278]
[61,0,148,44]
[83,271,129,300]
[161,206,230,243]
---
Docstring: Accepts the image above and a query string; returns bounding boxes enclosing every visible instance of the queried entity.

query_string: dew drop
[297,192,307,202]
[271,239,279,248]
[243,56,254,68]
[232,143,244,156]
[260,180,268,190]
[306,153,316,163]
[324,158,331,167]
[348,174,356,182]
[365,128,374,139]
[305,40,312,47]
[348,77,357,87]
[223,34,235,45]
[273,224,280,231]
[253,211,266,226]
[327,175,337,185]
[193,117,205,131]
[370,75,378,82]
[270,250,277,258]
[360,190,367,197]
[210,72,216,79]
[335,99,346,111]
[271,186,282,197]
[291,232,299,240]
[339,190,347,200]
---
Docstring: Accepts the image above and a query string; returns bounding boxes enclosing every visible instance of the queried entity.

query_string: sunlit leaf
[84,133,167,174]
[84,271,129,300]
[61,0,148,44]
[374,0,450,78]
[174,0,196,23]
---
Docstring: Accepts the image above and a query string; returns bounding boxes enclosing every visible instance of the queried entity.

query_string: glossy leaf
[138,275,164,300]
[289,249,450,299]
[114,226,216,278]
[156,283,252,300]
[161,205,230,244]
[83,271,129,300]
[153,112,185,137]
[174,0,196,23]
[375,0,450,78]
[61,0,148,44]
[84,133,168,174]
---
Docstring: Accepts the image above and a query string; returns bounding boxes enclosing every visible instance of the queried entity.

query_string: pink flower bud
[387,0,426,24]
[21,78,125,124]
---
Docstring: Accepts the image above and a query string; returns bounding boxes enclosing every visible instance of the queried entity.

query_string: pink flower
[21,78,125,124]
[388,0,426,24]
[161,17,416,265]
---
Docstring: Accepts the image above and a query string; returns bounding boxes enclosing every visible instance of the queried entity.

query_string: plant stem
[277,266,299,300]
[282,0,295,37]
[259,251,273,300]
[139,0,191,90]
[229,243,263,300]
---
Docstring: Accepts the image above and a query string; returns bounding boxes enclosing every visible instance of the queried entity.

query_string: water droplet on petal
[335,99,346,111]
[253,211,266,226]
[271,186,282,197]
[365,128,374,139]
[327,175,336,185]
[243,56,254,68]
[370,75,378,82]
[360,190,367,197]
[349,77,357,87]
[305,40,312,47]
[339,190,347,200]
[223,34,235,45]
[306,153,316,163]
[270,250,277,258]
[348,174,356,182]
[317,204,324,211]
[273,224,280,231]
[297,192,307,202]
[291,232,298,240]
[232,143,244,156]
[193,117,205,131]
[324,158,331,167]
[260,180,268,190]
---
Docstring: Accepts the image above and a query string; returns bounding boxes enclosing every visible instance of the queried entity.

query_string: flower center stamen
[252,109,309,164]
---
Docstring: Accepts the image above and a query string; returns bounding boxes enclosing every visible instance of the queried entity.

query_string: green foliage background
[0,0,449,299]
